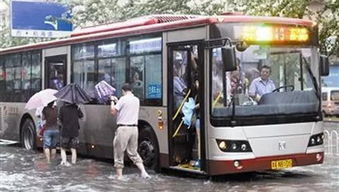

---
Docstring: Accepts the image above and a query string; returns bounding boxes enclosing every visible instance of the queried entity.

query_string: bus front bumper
[207,152,324,175]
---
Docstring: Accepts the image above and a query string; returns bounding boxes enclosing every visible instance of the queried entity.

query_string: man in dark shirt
[42,101,59,163]
[58,102,83,166]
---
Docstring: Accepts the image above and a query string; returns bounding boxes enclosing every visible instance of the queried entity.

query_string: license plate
[271,159,293,169]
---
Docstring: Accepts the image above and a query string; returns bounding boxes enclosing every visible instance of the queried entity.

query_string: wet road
[1,123,338,192]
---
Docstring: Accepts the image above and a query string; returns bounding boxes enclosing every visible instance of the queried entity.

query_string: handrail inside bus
[172,89,191,121]
[172,120,184,138]
[212,92,223,108]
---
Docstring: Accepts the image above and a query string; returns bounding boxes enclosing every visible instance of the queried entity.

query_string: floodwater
[1,123,339,192]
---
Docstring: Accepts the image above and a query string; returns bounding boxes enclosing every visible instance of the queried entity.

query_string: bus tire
[138,126,160,172]
[21,118,36,150]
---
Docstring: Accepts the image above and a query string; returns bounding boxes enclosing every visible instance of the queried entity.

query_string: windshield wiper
[303,57,321,117]
[303,57,319,95]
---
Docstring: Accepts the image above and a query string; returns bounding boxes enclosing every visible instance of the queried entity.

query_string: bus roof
[0,14,314,55]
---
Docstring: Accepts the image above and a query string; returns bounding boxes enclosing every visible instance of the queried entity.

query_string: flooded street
[1,123,338,192]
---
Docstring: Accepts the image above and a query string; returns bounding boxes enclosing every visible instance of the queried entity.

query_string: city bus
[0,14,329,175]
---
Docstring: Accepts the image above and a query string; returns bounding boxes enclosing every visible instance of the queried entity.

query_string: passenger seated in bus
[225,60,247,106]
[131,71,144,98]
[249,65,276,102]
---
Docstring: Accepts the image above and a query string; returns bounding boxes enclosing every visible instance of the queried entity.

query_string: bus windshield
[211,45,319,118]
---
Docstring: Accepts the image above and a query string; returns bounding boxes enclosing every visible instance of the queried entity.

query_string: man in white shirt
[249,65,276,102]
[110,83,150,180]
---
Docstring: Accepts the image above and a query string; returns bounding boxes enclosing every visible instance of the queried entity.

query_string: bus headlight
[241,144,247,151]
[216,139,252,152]
[231,143,238,150]
[308,133,324,147]
[218,141,227,150]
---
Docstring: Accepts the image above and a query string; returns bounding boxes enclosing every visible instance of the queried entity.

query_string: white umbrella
[25,89,58,110]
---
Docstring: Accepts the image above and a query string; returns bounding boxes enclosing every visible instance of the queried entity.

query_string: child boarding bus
[0,14,329,175]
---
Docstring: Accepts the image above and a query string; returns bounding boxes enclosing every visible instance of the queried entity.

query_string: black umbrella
[54,83,92,104]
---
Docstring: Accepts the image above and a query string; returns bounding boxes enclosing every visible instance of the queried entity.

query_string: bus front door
[45,55,67,90]
[168,43,205,171]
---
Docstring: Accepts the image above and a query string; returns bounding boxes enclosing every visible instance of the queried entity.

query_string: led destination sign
[234,25,310,44]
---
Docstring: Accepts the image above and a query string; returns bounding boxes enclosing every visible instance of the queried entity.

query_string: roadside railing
[324,129,339,155]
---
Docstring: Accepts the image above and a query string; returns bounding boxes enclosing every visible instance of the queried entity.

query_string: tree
[65,0,122,27]
[315,1,339,57]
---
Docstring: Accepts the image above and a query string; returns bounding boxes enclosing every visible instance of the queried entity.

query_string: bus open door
[167,42,206,173]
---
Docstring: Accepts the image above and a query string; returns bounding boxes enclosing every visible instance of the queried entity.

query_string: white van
[322,87,339,116]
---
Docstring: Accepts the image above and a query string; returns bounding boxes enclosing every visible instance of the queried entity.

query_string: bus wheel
[21,119,36,150]
[138,126,159,171]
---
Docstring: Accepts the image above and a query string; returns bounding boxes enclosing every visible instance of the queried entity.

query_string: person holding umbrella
[58,102,84,166]
[54,83,90,166]
[110,83,151,180]
[25,88,58,163]
[42,101,59,163]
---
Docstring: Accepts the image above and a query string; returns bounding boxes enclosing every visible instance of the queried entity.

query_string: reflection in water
[0,144,338,192]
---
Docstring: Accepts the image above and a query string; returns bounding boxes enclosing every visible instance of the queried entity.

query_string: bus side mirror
[222,47,237,71]
[320,55,329,76]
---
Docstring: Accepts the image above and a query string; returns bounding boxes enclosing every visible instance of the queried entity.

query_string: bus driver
[249,65,276,102]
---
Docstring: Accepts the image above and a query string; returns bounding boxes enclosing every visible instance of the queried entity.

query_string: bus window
[73,44,95,59]
[31,52,41,92]
[130,56,145,100]
[98,42,118,57]
[72,44,95,94]
[97,40,126,99]
[22,53,31,90]
[112,58,126,97]
[116,53,162,104]
[5,55,19,92]
[128,37,162,104]
[73,60,95,91]
[98,57,126,98]
[145,54,162,101]
[98,58,112,84]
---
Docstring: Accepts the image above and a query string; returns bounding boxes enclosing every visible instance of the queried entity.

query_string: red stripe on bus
[207,152,324,175]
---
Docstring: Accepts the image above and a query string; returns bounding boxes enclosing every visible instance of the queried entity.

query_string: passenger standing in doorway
[173,56,188,109]
[110,83,151,180]
[42,101,59,163]
[58,102,83,166]
[189,54,201,168]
